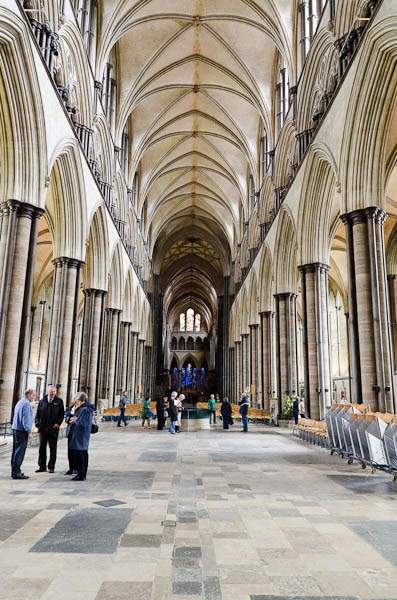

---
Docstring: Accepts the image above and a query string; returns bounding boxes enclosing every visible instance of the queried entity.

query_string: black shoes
[71,476,85,481]
[64,470,73,475]
[12,474,29,479]
[35,468,46,472]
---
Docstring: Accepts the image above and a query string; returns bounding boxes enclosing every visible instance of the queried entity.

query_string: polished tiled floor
[1,422,397,600]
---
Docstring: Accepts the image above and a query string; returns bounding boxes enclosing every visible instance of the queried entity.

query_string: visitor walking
[156,396,167,430]
[117,391,128,427]
[141,397,152,428]
[64,396,79,475]
[239,394,249,432]
[168,391,178,434]
[35,386,64,473]
[221,397,232,430]
[11,389,35,480]
[69,392,94,481]
[208,393,217,425]
[175,394,184,432]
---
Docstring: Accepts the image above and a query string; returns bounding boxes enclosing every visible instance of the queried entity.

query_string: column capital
[105,307,122,315]
[83,288,107,298]
[121,320,132,326]
[259,310,274,318]
[0,200,44,219]
[235,340,241,346]
[131,331,139,336]
[273,292,297,300]
[52,256,85,269]
[249,323,259,330]
[341,206,387,226]
[298,262,330,273]
[387,274,396,281]
[241,333,249,339]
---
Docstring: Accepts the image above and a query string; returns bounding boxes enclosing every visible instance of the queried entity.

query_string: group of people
[293,397,306,425]
[11,386,95,481]
[155,391,185,434]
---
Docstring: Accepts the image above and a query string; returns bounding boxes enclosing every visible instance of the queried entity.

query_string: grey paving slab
[121,534,162,547]
[96,581,152,600]
[346,520,397,566]
[0,509,40,541]
[30,507,132,554]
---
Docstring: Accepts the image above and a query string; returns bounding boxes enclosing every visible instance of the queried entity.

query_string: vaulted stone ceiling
[98,0,294,325]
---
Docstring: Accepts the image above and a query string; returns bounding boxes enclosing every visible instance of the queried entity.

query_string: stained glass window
[180,313,185,331]
[194,314,201,331]
[186,308,194,331]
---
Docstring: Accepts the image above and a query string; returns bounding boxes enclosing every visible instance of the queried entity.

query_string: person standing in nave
[35,385,64,473]
[208,393,217,425]
[117,390,128,427]
[239,394,249,432]
[168,391,178,434]
[156,395,167,430]
[10,389,35,480]
[175,393,184,432]
[293,397,300,425]
[221,396,232,431]
[298,397,306,419]
[141,397,152,428]
[64,396,79,475]
[69,392,94,481]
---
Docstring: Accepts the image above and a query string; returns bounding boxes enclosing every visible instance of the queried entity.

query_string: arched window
[180,313,186,331]
[186,308,194,331]
[249,175,255,211]
[194,313,201,331]
[102,48,117,135]
[132,172,139,208]
[298,0,326,70]
[260,130,269,181]
[275,55,289,135]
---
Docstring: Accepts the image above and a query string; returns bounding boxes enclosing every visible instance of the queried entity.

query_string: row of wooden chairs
[293,418,329,446]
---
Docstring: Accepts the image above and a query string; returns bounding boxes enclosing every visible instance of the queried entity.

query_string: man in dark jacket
[35,386,64,473]
[156,395,167,430]
[239,395,249,432]
[69,392,95,481]
[221,397,232,430]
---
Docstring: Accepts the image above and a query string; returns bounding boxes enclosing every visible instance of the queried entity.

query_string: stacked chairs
[293,418,329,447]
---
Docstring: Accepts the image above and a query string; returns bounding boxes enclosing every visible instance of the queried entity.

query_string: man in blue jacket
[11,389,35,479]
[239,394,249,432]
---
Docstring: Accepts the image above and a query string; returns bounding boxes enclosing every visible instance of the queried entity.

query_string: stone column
[274,293,298,415]
[241,333,249,394]
[45,258,83,403]
[129,331,138,402]
[388,275,397,372]
[299,263,332,419]
[106,309,121,407]
[249,324,259,405]
[78,289,106,405]
[235,341,241,401]
[341,208,394,412]
[260,311,274,411]
[0,201,44,421]
[136,339,145,398]
[120,322,131,394]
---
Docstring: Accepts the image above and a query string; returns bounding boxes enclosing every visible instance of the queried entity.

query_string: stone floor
[1,422,397,600]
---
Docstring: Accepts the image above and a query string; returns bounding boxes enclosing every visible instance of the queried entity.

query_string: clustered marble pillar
[299,263,332,419]
[79,289,106,405]
[342,208,394,412]
[235,340,241,400]
[119,321,131,394]
[388,274,397,373]
[274,293,298,414]
[249,324,259,405]
[241,333,249,395]
[260,311,274,411]
[45,257,83,402]
[0,200,44,420]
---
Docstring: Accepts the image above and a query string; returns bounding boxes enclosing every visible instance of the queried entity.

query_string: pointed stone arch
[274,208,298,293]
[84,204,109,291]
[107,242,124,309]
[0,8,46,206]
[258,244,273,311]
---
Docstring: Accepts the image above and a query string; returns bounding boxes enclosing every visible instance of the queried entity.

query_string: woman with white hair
[168,391,178,434]
[175,394,185,433]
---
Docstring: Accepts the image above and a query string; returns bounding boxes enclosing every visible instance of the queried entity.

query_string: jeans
[242,414,248,431]
[117,407,127,426]
[210,410,216,424]
[38,430,59,470]
[169,420,177,434]
[11,430,28,477]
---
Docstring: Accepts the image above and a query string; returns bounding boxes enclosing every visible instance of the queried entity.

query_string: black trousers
[222,416,230,429]
[11,430,28,477]
[210,410,216,424]
[75,450,89,479]
[67,436,77,472]
[157,415,166,430]
[38,431,59,470]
